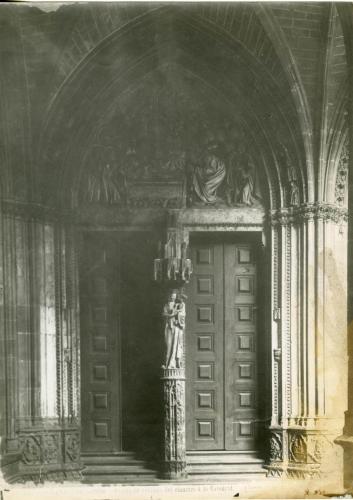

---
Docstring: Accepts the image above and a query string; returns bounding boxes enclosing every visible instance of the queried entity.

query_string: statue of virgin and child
[162,291,186,370]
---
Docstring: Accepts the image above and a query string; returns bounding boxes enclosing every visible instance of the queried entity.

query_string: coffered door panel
[186,242,224,450]
[80,233,121,453]
[224,243,258,450]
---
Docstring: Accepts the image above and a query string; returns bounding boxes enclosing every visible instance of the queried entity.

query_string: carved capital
[269,203,348,226]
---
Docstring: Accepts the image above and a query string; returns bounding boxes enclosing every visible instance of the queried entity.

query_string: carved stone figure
[237,159,256,206]
[269,432,282,462]
[335,142,349,206]
[65,433,80,462]
[290,432,307,462]
[87,162,127,204]
[21,436,41,465]
[42,434,59,464]
[226,152,259,206]
[86,144,128,206]
[286,155,300,207]
[289,179,300,206]
[162,291,186,369]
[192,144,226,204]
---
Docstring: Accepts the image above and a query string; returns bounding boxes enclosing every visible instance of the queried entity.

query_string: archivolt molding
[324,79,348,205]
[254,4,314,201]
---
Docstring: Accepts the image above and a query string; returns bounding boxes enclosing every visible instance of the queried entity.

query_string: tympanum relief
[189,140,261,207]
[80,70,264,210]
[82,139,263,209]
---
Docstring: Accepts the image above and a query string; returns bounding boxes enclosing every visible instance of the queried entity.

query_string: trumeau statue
[162,291,186,369]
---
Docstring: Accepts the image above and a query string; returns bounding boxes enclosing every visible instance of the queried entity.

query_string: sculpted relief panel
[80,69,264,209]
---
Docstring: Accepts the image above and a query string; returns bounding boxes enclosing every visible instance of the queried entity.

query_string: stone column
[154,212,192,479]
[0,202,82,483]
[266,204,347,489]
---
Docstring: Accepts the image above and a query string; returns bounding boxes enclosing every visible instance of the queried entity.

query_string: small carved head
[168,290,178,302]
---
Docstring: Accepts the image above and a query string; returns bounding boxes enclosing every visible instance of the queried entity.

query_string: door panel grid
[186,238,259,451]
[80,233,122,453]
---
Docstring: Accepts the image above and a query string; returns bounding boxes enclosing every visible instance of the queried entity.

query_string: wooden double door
[79,231,263,455]
[79,232,162,454]
[186,235,262,451]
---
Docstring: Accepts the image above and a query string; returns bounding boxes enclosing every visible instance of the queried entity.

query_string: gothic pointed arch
[37,6,308,213]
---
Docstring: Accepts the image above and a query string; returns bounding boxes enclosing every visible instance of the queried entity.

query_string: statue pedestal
[161,368,187,479]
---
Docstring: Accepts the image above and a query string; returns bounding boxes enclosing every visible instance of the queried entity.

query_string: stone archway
[0,4,349,489]
[36,6,347,485]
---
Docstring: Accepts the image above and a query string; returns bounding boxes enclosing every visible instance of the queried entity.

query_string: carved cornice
[269,203,348,226]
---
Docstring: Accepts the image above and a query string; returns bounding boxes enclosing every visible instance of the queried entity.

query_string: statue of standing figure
[192,142,226,205]
[162,291,186,369]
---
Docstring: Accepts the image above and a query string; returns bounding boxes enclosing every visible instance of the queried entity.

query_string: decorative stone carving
[162,290,186,369]
[273,348,281,362]
[20,436,41,465]
[289,180,300,207]
[20,433,60,465]
[266,429,337,479]
[161,370,187,478]
[127,196,181,209]
[266,467,283,478]
[12,429,82,483]
[42,434,59,464]
[269,432,282,462]
[85,147,128,205]
[154,220,191,479]
[189,142,262,208]
[227,153,259,207]
[160,287,188,479]
[154,230,192,284]
[65,432,80,462]
[191,142,226,204]
[287,468,320,479]
[335,141,348,207]
[289,432,307,463]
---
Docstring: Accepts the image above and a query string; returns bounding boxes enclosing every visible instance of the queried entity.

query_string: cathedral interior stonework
[1,1,353,497]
